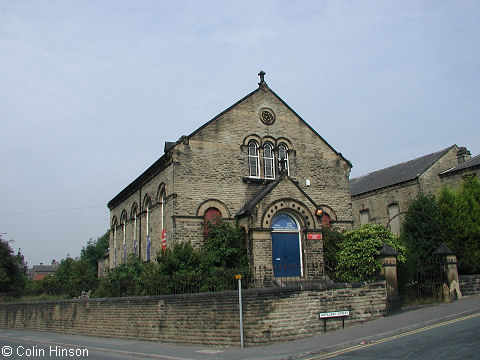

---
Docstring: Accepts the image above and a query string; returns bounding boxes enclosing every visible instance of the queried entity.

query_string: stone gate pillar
[433,243,462,302]
[379,243,401,314]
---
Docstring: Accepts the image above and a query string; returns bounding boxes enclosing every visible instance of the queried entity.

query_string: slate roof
[350,146,455,197]
[439,154,480,176]
[235,174,319,217]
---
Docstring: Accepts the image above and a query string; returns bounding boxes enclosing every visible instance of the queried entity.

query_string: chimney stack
[457,147,471,164]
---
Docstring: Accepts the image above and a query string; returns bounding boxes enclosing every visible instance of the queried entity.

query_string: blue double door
[272,232,301,277]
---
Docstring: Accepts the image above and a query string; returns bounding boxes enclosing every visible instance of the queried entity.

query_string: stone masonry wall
[459,275,480,296]
[418,146,458,195]
[351,181,420,229]
[0,282,386,346]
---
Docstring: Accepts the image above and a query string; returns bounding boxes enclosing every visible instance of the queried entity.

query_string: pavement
[0,294,479,360]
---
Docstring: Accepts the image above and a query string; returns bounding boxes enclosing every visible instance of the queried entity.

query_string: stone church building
[107,72,354,280]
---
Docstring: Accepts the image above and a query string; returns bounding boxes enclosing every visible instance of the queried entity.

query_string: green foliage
[96,255,148,297]
[96,220,249,298]
[0,235,27,292]
[401,192,444,262]
[336,224,406,283]
[322,227,344,266]
[201,220,248,270]
[38,230,110,298]
[438,175,480,274]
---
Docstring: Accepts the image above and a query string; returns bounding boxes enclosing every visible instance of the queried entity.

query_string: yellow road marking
[304,312,480,359]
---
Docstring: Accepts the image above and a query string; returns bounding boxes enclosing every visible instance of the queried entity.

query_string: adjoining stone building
[439,151,480,187]
[107,72,354,280]
[350,145,476,234]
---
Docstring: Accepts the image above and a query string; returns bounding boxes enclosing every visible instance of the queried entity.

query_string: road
[299,313,480,360]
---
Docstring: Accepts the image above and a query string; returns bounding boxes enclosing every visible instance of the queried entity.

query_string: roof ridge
[351,145,455,181]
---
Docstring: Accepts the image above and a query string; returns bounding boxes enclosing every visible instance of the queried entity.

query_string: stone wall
[351,181,420,230]
[459,275,480,296]
[0,282,386,346]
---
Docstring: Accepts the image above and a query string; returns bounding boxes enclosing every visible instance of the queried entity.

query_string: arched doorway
[271,213,302,277]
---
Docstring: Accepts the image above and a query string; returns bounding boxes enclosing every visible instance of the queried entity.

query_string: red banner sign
[307,233,322,240]
[161,229,167,250]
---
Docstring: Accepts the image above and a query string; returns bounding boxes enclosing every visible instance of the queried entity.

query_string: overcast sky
[1,1,479,267]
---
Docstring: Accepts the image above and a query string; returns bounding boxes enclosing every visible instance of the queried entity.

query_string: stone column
[379,243,401,314]
[433,243,462,302]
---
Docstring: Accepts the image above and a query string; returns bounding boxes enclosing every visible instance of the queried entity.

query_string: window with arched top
[204,207,222,238]
[248,140,260,178]
[111,217,118,266]
[321,214,331,228]
[388,203,400,236]
[143,195,152,261]
[160,190,166,230]
[278,144,289,175]
[263,143,275,179]
[131,203,138,255]
[120,210,127,263]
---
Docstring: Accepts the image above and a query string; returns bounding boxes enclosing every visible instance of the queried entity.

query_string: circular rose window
[259,108,275,125]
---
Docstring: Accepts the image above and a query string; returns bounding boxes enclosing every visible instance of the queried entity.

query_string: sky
[1,0,479,267]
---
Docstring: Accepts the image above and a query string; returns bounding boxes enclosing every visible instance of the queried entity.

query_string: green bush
[336,224,406,282]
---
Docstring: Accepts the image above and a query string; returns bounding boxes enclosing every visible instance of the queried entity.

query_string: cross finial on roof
[258,70,267,87]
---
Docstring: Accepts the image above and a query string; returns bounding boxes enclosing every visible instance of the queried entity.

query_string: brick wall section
[459,275,480,296]
[0,282,386,346]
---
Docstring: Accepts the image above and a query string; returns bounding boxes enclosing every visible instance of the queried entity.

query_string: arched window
[131,203,138,255]
[120,210,127,263]
[263,143,275,179]
[160,190,166,230]
[143,195,152,261]
[360,210,370,225]
[204,207,221,238]
[111,217,118,267]
[278,144,289,175]
[388,203,400,235]
[248,140,260,178]
[321,214,331,228]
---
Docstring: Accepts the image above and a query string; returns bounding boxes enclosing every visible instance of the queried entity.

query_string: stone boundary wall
[459,275,480,296]
[0,282,386,346]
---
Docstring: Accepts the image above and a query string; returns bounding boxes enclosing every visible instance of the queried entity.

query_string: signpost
[235,274,244,349]
[307,233,322,240]
[319,310,350,333]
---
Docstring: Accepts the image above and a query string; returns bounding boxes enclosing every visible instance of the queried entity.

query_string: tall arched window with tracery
[263,143,275,179]
[248,140,260,178]
[278,144,289,175]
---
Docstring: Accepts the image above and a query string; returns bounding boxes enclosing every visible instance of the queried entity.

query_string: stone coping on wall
[0,280,386,307]
[0,281,387,346]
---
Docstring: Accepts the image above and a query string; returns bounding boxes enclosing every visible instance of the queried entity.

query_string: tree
[438,176,480,274]
[336,224,406,282]
[401,193,444,261]
[0,234,27,292]
[39,231,110,297]
[322,227,344,279]
[201,220,248,271]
